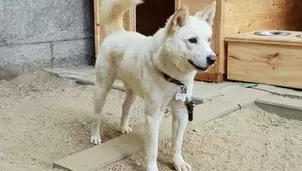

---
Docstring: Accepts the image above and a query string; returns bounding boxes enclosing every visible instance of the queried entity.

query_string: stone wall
[0,0,95,78]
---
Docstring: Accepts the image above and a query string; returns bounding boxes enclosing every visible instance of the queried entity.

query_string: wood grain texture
[224,0,302,36]
[214,0,225,76]
[227,41,302,89]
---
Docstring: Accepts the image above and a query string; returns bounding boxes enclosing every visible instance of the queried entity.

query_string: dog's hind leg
[120,87,137,134]
[90,56,116,145]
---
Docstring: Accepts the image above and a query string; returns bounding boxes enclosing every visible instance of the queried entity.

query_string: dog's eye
[208,38,211,43]
[188,37,198,44]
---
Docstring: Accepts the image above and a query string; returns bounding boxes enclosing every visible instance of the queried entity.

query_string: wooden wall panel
[224,0,302,36]
[225,0,298,15]
[225,12,302,36]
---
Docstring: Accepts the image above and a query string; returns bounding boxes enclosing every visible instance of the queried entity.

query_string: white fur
[91,1,217,171]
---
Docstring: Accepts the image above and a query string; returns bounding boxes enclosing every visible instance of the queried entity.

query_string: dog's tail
[99,0,142,36]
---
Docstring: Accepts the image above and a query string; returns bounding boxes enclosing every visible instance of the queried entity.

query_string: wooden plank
[54,130,145,171]
[54,99,240,171]
[227,41,302,89]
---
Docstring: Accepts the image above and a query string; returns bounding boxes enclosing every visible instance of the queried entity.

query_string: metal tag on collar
[175,85,187,102]
[175,92,187,102]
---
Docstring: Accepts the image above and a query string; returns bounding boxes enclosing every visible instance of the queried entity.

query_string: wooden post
[94,0,102,56]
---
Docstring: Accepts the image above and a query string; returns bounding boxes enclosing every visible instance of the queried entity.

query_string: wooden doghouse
[93,0,302,83]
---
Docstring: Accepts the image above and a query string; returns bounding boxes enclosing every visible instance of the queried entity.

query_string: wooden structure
[226,30,302,89]
[94,0,302,83]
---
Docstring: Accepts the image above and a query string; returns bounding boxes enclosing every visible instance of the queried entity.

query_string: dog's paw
[90,134,102,145]
[146,162,159,171]
[121,126,133,134]
[173,157,192,171]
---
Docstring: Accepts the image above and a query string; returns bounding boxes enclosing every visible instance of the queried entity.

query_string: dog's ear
[168,5,189,35]
[195,1,216,26]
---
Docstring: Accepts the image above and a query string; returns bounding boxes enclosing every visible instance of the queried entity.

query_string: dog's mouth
[188,60,208,71]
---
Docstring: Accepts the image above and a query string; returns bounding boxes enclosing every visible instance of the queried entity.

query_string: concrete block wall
[0,0,95,78]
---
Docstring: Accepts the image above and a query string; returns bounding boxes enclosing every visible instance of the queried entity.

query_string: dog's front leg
[144,102,163,171]
[171,105,191,171]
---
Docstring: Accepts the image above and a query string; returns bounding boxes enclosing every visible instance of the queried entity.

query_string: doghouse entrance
[136,0,175,36]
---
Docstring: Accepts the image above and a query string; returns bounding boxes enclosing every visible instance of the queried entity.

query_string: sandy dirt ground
[0,71,301,171]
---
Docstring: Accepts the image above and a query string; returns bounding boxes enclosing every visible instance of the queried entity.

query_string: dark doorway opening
[136,0,175,36]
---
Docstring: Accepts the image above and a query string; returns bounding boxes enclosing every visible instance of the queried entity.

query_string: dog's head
[163,1,217,72]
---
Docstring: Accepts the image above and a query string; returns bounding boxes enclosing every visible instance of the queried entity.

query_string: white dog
[91,0,217,170]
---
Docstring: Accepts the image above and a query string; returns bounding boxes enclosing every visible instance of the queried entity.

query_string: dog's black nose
[206,55,216,65]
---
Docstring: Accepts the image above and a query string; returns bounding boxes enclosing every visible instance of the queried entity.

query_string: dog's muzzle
[188,60,208,71]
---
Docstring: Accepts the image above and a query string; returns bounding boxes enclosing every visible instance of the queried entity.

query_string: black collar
[161,72,194,122]
[162,72,184,87]
[162,73,187,93]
